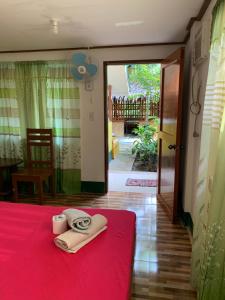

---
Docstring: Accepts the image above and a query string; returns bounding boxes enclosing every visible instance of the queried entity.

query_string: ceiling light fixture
[115,20,144,27]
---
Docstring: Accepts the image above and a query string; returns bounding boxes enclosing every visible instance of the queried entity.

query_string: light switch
[85,80,93,91]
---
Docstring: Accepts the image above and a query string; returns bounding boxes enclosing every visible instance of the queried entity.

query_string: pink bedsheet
[0,201,136,300]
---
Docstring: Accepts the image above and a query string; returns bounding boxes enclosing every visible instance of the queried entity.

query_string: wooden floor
[18,191,196,300]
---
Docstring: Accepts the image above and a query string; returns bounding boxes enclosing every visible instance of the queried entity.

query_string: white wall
[0,45,181,182]
[107,65,129,97]
[182,0,217,217]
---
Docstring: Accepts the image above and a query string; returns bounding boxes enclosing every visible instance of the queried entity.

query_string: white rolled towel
[54,214,107,253]
[52,214,68,234]
[63,208,92,233]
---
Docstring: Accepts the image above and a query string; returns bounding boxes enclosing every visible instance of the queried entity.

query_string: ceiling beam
[0,42,184,54]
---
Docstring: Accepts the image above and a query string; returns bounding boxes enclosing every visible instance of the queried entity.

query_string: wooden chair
[12,129,55,204]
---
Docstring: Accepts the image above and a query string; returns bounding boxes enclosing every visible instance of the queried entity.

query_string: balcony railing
[112,96,159,121]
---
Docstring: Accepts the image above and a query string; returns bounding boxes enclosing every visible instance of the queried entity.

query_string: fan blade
[87,64,97,76]
[72,53,86,66]
[71,67,83,80]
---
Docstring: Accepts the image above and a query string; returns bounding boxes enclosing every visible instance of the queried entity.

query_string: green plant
[127,93,145,99]
[148,116,160,125]
[127,64,161,99]
[132,124,158,162]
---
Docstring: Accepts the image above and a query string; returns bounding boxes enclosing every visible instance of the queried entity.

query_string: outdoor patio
[108,136,157,193]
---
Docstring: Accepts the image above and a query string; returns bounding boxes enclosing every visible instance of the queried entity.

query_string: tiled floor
[18,191,196,299]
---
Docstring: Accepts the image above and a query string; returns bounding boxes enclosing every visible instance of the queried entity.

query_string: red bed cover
[0,201,136,300]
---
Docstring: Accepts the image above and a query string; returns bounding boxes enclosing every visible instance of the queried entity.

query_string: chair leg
[37,180,44,205]
[12,177,18,202]
[49,175,56,198]
[28,182,34,196]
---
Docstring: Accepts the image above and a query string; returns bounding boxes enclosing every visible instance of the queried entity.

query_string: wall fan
[71,53,98,81]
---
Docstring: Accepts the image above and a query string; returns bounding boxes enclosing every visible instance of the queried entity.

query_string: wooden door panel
[157,48,184,223]
[162,64,180,136]
[160,139,175,215]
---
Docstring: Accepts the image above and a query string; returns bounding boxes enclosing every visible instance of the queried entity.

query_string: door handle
[168,144,176,150]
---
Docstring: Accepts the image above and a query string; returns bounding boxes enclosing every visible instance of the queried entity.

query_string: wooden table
[0,158,22,197]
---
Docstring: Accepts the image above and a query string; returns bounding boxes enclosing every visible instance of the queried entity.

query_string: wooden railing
[112,96,159,121]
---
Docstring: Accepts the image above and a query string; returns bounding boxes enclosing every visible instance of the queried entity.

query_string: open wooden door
[157,48,185,223]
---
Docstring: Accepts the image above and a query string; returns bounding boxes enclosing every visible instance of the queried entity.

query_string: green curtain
[0,61,81,194]
[15,62,48,136]
[191,1,225,299]
[46,62,81,193]
[0,63,22,158]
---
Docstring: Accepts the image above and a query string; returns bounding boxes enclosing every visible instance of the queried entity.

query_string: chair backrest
[27,128,54,170]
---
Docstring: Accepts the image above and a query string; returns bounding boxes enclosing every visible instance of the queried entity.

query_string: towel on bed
[54,214,107,253]
[63,208,92,233]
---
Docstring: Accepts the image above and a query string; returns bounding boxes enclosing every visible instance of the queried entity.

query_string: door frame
[103,59,162,193]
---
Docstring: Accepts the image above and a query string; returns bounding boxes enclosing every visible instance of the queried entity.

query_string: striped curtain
[46,62,81,193]
[0,61,81,194]
[191,1,225,299]
[0,63,22,158]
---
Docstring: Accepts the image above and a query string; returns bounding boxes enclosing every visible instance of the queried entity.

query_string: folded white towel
[63,208,92,233]
[54,214,107,253]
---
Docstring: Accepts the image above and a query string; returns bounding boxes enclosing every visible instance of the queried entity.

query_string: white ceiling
[0,0,204,51]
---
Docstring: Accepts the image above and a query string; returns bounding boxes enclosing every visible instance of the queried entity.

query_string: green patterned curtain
[0,63,23,158]
[191,1,225,299]
[46,62,81,193]
[0,61,81,194]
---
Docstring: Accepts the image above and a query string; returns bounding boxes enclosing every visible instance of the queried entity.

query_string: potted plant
[131,122,158,171]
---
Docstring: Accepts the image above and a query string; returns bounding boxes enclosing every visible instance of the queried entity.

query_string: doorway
[104,61,161,194]
[104,48,185,222]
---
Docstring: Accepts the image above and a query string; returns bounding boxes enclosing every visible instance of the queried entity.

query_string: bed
[0,201,136,300]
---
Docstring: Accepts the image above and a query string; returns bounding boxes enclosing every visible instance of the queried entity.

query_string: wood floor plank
[15,191,196,299]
